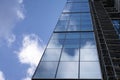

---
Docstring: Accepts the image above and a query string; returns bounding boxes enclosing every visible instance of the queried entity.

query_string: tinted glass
[41,48,61,61]
[81,32,94,38]
[67,25,81,31]
[33,62,58,78]
[80,49,98,61]
[60,48,79,61]
[56,62,78,78]
[80,62,101,79]
[80,38,96,49]
[51,33,65,40]
[66,33,80,39]
[47,39,64,48]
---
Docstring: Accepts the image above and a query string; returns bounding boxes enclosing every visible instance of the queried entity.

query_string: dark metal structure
[91,0,120,80]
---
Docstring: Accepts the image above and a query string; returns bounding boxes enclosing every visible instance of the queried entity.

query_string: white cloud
[0,71,5,80]
[0,0,25,45]
[16,34,45,80]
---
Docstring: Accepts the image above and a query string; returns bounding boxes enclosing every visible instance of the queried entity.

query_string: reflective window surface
[112,20,120,38]
[33,0,102,79]
[56,62,78,78]
[60,48,79,61]
[41,48,61,61]
[33,62,58,78]
[67,0,88,2]
[80,62,101,79]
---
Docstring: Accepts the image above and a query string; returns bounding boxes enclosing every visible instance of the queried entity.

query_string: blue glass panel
[64,39,80,45]
[55,20,68,31]
[51,33,65,40]
[33,62,58,78]
[47,39,64,48]
[56,62,78,78]
[60,14,70,20]
[80,62,102,79]
[67,25,80,31]
[60,48,79,61]
[66,33,80,39]
[80,38,96,49]
[41,48,61,61]
[69,20,80,25]
[80,49,98,61]
[81,32,94,38]
[67,0,88,2]
[64,45,79,48]
[81,13,91,19]
[81,26,93,31]
[70,14,80,21]
[63,3,73,12]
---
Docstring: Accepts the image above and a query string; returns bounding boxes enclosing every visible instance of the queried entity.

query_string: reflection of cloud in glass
[80,41,98,61]
[80,62,102,79]
[81,41,96,49]
[34,40,101,79]
[47,39,63,48]
[56,62,78,78]
[61,48,79,61]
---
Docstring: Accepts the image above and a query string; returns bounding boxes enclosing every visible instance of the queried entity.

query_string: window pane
[51,33,65,40]
[64,39,80,48]
[80,62,102,79]
[55,20,68,31]
[81,26,93,31]
[60,14,70,20]
[80,49,98,61]
[47,39,64,48]
[60,48,79,61]
[56,62,78,78]
[67,0,88,2]
[66,33,80,39]
[69,20,80,25]
[41,48,61,61]
[70,14,80,21]
[81,32,94,38]
[67,25,80,31]
[80,38,96,49]
[33,62,58,78]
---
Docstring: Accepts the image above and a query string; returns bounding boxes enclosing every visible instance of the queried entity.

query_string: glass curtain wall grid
[32,0,102,80]
[90,0,120,80]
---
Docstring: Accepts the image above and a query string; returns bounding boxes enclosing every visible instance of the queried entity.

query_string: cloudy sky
[0,0,66,80]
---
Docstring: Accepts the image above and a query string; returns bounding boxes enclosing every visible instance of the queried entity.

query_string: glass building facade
[32,0,102,79]
[32,0,120,80]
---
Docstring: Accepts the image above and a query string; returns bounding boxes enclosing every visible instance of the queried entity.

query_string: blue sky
[0,0,66,80]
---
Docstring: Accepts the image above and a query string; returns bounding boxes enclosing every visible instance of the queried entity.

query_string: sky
[0,0,66,80]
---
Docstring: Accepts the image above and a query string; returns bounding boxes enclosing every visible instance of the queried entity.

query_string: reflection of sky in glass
[80,62,101,79]
[33,62,58,78]
[56,62,78,78]
[33,0,102,79]
[41,48,61,61]
[60,48,79,61]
